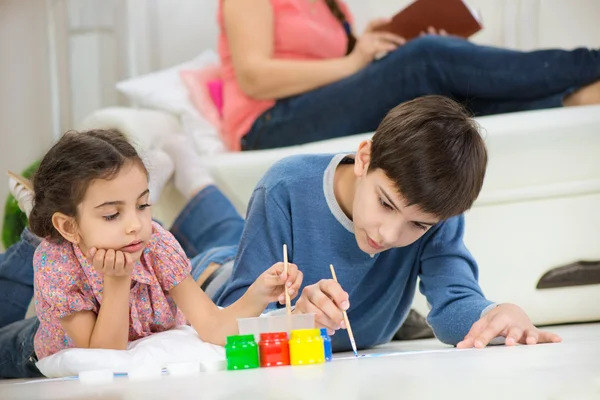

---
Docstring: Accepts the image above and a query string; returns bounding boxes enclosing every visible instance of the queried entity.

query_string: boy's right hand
[89,248,134,278]
[293,279,350,335]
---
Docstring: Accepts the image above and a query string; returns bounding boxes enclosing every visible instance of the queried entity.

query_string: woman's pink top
[218,0,353,150]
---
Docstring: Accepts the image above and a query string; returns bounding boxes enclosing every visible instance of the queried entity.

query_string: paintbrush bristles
[283,244,291,315]
[330,264,358,357]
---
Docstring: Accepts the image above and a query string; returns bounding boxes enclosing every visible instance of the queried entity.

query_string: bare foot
[563,80,600,107]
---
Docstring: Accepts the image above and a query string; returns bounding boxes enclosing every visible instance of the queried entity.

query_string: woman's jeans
[242,35,600,150]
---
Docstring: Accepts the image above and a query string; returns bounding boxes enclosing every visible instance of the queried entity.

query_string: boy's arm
[214,186,292,309]
[418,215,494,345]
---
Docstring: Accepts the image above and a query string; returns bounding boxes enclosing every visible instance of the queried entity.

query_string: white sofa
[80,104,600,327]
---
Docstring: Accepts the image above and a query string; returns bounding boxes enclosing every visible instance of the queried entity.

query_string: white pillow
[116,50,218,115]
[36,325,225,378]
[116,50,227,156]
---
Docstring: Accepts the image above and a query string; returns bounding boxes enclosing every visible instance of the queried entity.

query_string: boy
[208,95,560,351]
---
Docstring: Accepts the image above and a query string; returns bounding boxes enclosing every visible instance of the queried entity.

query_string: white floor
[1,323,598,400]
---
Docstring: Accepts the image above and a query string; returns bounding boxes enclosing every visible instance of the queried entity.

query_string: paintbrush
[330,264,358,357]
[283,244,292,315]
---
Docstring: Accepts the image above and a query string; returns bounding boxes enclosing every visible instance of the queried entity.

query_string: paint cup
[289,329,325,366]
[225,334,259,370]
[259,332,290,367]
[319,328,332,362]
[237,313,315,342]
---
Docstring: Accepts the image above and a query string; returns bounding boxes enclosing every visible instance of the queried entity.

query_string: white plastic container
[238,314,315,342]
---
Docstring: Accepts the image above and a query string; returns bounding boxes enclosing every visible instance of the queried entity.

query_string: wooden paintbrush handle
[283,244,291,315]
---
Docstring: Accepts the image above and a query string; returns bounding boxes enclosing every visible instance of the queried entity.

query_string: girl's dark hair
[323,0,356,54]
[29,129,147,240]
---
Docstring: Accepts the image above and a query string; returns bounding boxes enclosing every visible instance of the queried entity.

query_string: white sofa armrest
[79,107,182,150]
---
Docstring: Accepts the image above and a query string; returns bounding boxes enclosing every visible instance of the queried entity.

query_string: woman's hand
[349,18,406,68]
[420,26,449,37]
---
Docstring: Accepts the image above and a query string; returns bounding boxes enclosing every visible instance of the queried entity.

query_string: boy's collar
[323,154,355,233]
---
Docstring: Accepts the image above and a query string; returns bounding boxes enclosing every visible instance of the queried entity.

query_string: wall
[0,0,56,249]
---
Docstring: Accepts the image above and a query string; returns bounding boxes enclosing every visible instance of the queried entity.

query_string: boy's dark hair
[369,95,487,220]
[29,129,146,240]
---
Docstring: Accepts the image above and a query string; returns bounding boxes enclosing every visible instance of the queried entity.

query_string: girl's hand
[250,262,303,306]
[349,18,406,68]
[89,248,134,278]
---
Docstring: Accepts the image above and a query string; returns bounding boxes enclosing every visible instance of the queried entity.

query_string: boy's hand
[251,262,303,306]
[89,248,134,278]
[457,303,562,349]
[293,279,350,335]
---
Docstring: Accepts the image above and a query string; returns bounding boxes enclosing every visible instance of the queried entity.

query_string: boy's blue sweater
[213,154,493,351]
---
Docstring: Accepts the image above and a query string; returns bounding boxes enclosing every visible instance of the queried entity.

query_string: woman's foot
[162,135,214,200]
[7,171,34,218]
[144,149,174,205]
[564,80,600,107]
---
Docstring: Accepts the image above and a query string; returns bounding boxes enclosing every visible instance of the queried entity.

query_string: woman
[218,0,600,151]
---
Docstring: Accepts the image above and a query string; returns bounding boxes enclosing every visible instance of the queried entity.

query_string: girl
[219,0,600,151]
[0,129,302,379]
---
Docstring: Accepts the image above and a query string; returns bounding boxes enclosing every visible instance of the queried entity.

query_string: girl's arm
[170,276,264,346]
[224,0,401,100]
[59,250,133,350]
[170,262,302,346]
[60,276,131,350]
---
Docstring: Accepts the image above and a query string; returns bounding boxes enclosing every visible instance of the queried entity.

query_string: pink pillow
[180,66,223,130]
[206,79,223,115]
